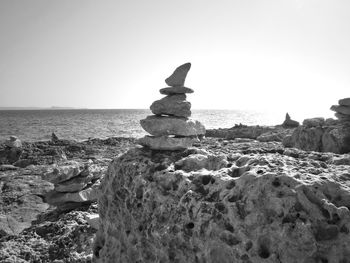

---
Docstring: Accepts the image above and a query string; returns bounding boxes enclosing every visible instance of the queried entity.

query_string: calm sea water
[0,109,284,142]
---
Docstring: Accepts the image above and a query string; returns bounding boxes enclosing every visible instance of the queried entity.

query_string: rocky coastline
[1,63,349,263]
[0,135,135,262]
[0,120,349,262]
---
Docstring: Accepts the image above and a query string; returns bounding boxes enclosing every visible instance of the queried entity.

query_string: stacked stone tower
[331,98,350,122]
[138,63,205,150]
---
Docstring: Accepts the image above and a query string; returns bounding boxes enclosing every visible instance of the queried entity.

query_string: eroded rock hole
[272,178,281,187]
[201,175,214,185]
[258,243,271,259]
[186,222,195,229]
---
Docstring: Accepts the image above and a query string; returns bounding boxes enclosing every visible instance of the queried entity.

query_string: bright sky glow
[0,0,349,120]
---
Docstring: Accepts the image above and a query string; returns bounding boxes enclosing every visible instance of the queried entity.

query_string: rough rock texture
[165,62,191,87]
[206,125,278,140]
[284,121,350,154]
[140,115,206,137]
[0,165,53,237]
[160,87,194,95]
[0,137,136,262]
[94,141,350,263]
[302,118,325,128]
[137,136,199,150]
[150,94,191,117]
[0,205,98,263]
[257,129,294,143]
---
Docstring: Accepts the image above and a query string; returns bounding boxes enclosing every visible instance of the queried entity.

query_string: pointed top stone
[165,62,191,87]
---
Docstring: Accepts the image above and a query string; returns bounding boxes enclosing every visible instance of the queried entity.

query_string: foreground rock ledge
[94,146,350,263]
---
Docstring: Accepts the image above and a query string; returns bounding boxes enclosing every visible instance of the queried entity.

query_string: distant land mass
[0,106,86,110]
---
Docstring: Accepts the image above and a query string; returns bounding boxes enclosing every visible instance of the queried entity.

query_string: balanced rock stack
[138,63,205,150]
[43,161,103,210]
[331,97,350,123]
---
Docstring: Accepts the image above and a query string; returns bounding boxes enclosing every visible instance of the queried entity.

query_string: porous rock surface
[94,139,350,263]
[206,124,292,142]
[284,118,350,154]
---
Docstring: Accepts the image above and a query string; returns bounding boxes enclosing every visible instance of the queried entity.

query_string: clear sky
[0,0,349,119]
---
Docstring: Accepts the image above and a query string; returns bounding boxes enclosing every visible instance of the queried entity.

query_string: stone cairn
[43,161,103,210]
[331,97,350,123]
[138,62,205,150]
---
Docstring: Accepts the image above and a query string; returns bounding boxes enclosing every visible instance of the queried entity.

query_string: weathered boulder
[140,115,205,137]
[150,94,191,117]
[286,126,324,152]
[322,126,350,153]
[137,136,199,150]
[284,121,350,154]
[93,147,350,263]
[206,125,275,140]
[160,86,194,95]
[302,117,325,128]
[165,62,191,87]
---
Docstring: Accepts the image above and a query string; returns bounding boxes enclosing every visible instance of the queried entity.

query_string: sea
[0,109,285,142]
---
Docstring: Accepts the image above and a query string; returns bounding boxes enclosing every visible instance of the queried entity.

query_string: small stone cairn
[138,63,206,150]
[331,98,350,123]
[43,161,104,210]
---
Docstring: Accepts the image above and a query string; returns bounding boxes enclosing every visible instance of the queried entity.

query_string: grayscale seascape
[1,1,350,262]
[0,109,282,141]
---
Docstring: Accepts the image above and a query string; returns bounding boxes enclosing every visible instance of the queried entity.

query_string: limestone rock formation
[206,125,277,140]
[138,63,205,150]
[93,146,350,263]
[283,98,350,154]
[302,117,325,128]
[150,94,191,117]
[165,62,191,87]
[281,113,299,128]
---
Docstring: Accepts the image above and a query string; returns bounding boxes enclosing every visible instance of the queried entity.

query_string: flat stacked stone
[331,97,350,122]
[42,161,104,210]
[138,63,205,150]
